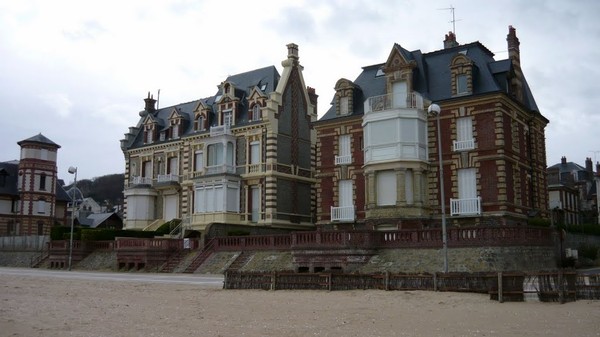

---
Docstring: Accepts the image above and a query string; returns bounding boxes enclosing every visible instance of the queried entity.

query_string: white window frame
[340,96,349,115]
[194,151,204,172]
[252,104,261,121]
[457,74,468,94]
[335,134,352,165]
[223,110,233,127]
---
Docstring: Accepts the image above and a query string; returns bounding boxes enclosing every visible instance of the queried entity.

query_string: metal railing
[331,206,355,222]
[450,197,481,216]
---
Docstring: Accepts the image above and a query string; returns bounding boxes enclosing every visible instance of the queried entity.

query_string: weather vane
[438,5,461,35]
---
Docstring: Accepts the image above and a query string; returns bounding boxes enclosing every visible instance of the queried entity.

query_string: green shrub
[528,217,551,228]
[51,226,71,240]
[227,230,251,236]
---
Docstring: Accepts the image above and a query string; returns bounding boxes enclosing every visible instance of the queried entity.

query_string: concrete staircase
[183,239,216,273]
[159,250,188,273]
[226,251,252,272]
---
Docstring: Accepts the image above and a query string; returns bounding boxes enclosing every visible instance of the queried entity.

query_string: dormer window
[334,78,356,116]
[159,131,166,142]
[144,125,155,144]
[251,104,261,121]
[450,54,473,96]
[171,121,180,138]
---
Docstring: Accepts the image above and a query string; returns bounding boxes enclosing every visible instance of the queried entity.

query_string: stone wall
[359,246,557,274]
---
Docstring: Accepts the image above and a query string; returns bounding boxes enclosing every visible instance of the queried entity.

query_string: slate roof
[126,66,280,150]
[17,133,60,148]
[80,212,120,228]
[320,41,540,122]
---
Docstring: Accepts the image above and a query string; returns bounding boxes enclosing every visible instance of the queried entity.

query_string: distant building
[315,26,549,229]
[121,44,317,238]
[0,134,71,235]
[547,156,599,225]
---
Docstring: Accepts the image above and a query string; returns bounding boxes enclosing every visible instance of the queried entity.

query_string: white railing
[157,174,179,183]
[450,197,481,216]
[334,155,352,165]
[206,164,236,175]
[331,205,355,222]
[453,139,475,152]
[131,176,152,186]
[366,92,424,113]
[209,125,231,136]
[247,163,263,174]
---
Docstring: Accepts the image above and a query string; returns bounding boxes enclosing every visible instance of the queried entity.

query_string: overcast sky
[1,0,599,183]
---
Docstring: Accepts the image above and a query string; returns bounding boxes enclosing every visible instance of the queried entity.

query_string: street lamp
[428,103,448,273]
[67,166,77,271]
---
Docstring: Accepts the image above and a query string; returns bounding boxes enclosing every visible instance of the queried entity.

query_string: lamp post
[67,166,77,271]
[428,103,448,273]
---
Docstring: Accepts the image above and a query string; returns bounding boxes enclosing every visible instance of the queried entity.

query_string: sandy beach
[1,269,599,337]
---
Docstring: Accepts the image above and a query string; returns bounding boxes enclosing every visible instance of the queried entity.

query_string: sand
[1,271,599,337]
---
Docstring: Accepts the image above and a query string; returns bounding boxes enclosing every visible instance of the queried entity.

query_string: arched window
[252,104,261,121]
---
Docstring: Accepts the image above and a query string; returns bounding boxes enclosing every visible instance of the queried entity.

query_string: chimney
[596,162,600,177]
[561,156,567,165]
[144,92,157,115]
[586,157,593,172]
[287,43,299,60]
[507,25,524,101]
[443,31,459,49]
[307,86,318,115]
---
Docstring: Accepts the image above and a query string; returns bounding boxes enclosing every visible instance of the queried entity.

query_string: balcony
[453,139,475,152]
[210,125,232,136]
[334,154,352,165]
[331,205,355,222]
[450,197,481,216]
[365,92,424,114]
[130,176,152,186]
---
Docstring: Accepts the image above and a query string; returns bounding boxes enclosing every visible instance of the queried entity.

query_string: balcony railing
[366,92,424,113]
[131,176,152,186]
[157,174,179,183]
[205,164,236,175]
[453,139,475,152]
[450,197,481,216]
[334,155,352,165]
[331,205,355,222]
[210,125,232,136]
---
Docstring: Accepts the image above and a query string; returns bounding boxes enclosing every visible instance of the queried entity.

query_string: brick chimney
[596,162,600,177]
[507,25,524,101]
[444,31,459,49]
[586,157,593,172]
[561,156,567,165]
[144,92,157,115]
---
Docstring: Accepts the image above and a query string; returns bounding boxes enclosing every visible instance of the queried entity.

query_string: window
[208,143,224,167]
[159,132,166,142]
[454,116,474,151]
[339,180,353,207]
[392,81,407,108]
[37,222,44,235]
[335,135,351,165]
[340,96,349,115]
[457,74,468,94]
[250,141,260,165]
[194,181,240,213]
[376,171,396,206]
[223,110,233,126]
[458,168,477,200]
[252,104,261,121]
[196,116,205,131]
[37,198,46,214]
[168,157,178,175]
[172,124,179,138]
[40,173,46,191]
[194,151,204,172]
[146,129,153,143]
[143,161,152,178]
[41,149,48,161]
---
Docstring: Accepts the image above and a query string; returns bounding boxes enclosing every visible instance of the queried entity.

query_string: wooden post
[385,271,390,291]
[433,273,438,292]
[498,272,503,303]
[328,273,332,291]
[271,272,277,291]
